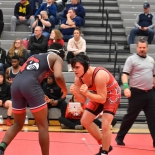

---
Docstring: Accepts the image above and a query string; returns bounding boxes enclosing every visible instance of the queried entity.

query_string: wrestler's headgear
[48,42,65,60]
[71,54,90,77]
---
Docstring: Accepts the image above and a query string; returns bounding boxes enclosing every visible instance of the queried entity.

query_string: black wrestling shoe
[0,147,4,155]
[115,137,125,146]
[95,145,113,155]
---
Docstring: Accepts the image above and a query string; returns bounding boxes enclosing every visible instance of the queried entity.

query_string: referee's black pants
[117,88,155,144]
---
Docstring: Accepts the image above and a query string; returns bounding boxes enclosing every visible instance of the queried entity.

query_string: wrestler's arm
[84,70,109,104]
[49,54,68,98]
[70,77,87,103]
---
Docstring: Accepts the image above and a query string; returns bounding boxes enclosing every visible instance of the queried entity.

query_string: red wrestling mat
[0,132,155,155]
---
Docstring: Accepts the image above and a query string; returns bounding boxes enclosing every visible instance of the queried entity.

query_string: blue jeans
[128,28,154,44]
[49,15,59,29]
[0,63,4,71]
[63,34,73,42]
[31,31,50,38]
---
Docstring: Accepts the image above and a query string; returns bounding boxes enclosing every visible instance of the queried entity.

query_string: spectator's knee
[11,16,17,21]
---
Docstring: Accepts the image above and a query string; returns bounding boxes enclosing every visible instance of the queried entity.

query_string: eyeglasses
[15,42,21,44]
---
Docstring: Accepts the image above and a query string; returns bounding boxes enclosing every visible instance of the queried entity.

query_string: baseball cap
[143,2,150,9]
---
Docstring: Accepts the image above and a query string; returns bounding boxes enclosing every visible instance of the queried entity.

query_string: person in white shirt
[67,27,86,72]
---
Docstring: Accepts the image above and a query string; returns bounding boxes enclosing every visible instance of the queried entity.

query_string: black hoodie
[42,74,65,103]
[0,71,11,104]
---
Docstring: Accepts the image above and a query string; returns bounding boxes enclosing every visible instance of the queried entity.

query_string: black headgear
[71,54,90,77]
[48,42,65,59]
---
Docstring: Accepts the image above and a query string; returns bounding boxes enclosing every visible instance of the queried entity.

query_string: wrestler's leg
[102,113,114,152]
[0,111,26,152]
[32,105,49,155]
[81,110,102,143]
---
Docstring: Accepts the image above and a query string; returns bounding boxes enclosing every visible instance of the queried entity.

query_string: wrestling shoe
[95,145,113,155]
[0,147,4,155]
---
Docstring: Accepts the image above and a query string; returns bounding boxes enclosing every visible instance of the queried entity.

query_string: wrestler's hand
[124,88,131,98]
[80,84,88,96]
[61,88,68,99]
[70,84,78,94]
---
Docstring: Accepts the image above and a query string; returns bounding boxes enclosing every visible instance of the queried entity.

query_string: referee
[115,38,155,148]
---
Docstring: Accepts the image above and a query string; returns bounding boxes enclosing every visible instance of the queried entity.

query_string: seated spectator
[5,38,29,69]
[124,2,155,50]
[29,0,43,14]
[34,0,58,29]
[32,11,51,38]
[58,95,86,130]
[0,71,12,126]
[28,26,48,55]
[55,0,65,13]
[60,8,82,42]
[67,27,86,71]
[57,0,85,26]
[48,29,64,47]
[5,56,21,85]
[11,0,35,32]
[42,74,67,121]
[0,9,4,38]
[0,46,6,72]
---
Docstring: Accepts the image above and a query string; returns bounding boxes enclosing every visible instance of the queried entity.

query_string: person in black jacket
[0,9,4,38]
[28,26,48,55]
[0,47,6,71]
[42,74,67,119]
[0,71,12,126]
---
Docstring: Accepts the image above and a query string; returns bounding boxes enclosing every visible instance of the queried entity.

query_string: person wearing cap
[70,54,121,155]
[0,42,68,155]
[124,2,155,50]
[0,71,12,126]
[116,38,155,148]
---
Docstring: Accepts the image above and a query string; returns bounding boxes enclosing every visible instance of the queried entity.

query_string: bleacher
[0,0,151,124]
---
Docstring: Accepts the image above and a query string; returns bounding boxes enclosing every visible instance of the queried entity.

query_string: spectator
[28,26,48,55]
[116,38,155,148]
[55,0,65,13]
[5,56,21,85]
[124,2,155,50]
[0,9,4,38]
[0,46,6,72]
[29,0,43,14]
[11,0,35,32]
[32,11,51,38]
[0,71,12,126]
[5,38,29,69]
[60,8,82,41]
[67,27,86,72]
[58,95,86,130]
[42,74,67,119]
[57,0,85,26]
[48,29,64,47]
[34,0,58,29]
